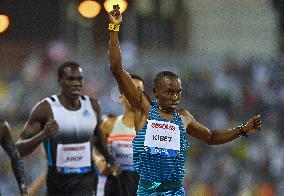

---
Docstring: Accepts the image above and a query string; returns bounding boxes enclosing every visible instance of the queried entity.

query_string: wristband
[108,23,120,32]
[236,123,248,137]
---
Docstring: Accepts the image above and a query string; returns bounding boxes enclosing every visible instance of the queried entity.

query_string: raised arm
[0,120,28,196]
[108,8,147,111]
[16,101,58,156]
[182,110,262,145]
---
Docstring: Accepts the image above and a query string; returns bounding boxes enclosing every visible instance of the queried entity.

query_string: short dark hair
[57,62,81,79]
[130,74,144,84]
[154,71,179,88]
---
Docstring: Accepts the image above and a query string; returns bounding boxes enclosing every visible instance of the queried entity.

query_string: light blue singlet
[132,102,189,196]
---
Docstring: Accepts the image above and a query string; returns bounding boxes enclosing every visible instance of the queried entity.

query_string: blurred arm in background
[1,120,28,196]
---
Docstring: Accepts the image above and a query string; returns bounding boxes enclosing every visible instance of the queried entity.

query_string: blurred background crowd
[0,0,283,195]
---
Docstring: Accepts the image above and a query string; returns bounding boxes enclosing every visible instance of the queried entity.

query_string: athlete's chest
[57,109,96,135]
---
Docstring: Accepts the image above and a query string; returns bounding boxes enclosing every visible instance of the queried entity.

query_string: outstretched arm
[185,112,262,145]
[1,120,28,196]
[108,7,146,110]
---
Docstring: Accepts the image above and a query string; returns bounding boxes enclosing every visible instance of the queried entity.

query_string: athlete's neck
[157,104,175,121]
[157,104,173,114]
[58,94,81,110]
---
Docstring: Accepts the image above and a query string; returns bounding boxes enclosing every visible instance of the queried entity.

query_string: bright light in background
[0,14,10,33]
[78,0,101,19]
[104,0,128,14]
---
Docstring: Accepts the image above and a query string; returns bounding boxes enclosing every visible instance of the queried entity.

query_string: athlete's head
[153,71,182,113]
[119,74,144,110]
[57,62,83,99]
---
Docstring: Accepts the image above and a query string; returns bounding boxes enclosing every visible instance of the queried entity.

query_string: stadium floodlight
[78,0,101,19]
[104,0,128,14]
[0,14,9,34]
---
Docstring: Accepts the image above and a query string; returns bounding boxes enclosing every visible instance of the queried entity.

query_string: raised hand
[108,4,122,25]
[243,115,262,135]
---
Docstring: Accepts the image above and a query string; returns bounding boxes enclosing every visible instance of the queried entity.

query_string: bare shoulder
[177,108,197,127]
[30,100,52,119]
[100,115,117,134]
[177,108,194,118]
[19,100,52,140]
[25,100,53,127]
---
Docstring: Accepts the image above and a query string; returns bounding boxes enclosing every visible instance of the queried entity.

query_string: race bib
[56,141,91,174]
[111,140,134,171]
[144,120,180,156]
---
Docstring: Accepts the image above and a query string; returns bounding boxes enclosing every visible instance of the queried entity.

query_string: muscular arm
[91,98,115,164]
[187,122,240,145]
[1,120,28,194]
[108,13,149,113]
[109,32,143,108]
[180,109,239,145]
[16,101,56,156]
[184,110,261,145]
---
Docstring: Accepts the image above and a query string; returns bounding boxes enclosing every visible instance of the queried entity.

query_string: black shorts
[104,171,139,196]
[46,168,98,196]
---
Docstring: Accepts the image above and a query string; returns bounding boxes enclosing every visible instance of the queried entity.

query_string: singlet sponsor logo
[82,109,91,116]
[63,146,86,151]
[151,122,176,131]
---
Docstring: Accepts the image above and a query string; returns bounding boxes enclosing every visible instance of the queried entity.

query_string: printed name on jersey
[115,153,133,159]
[65,156,83,161]
[152,134,172,142]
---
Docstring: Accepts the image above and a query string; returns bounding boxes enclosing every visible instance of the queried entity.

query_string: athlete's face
[154,76,182,113]
[58,66,83,99]
[120,78,144,110]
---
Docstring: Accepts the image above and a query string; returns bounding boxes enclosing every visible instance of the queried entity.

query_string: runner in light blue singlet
[133,102,189,195]
[107,6,262,196]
